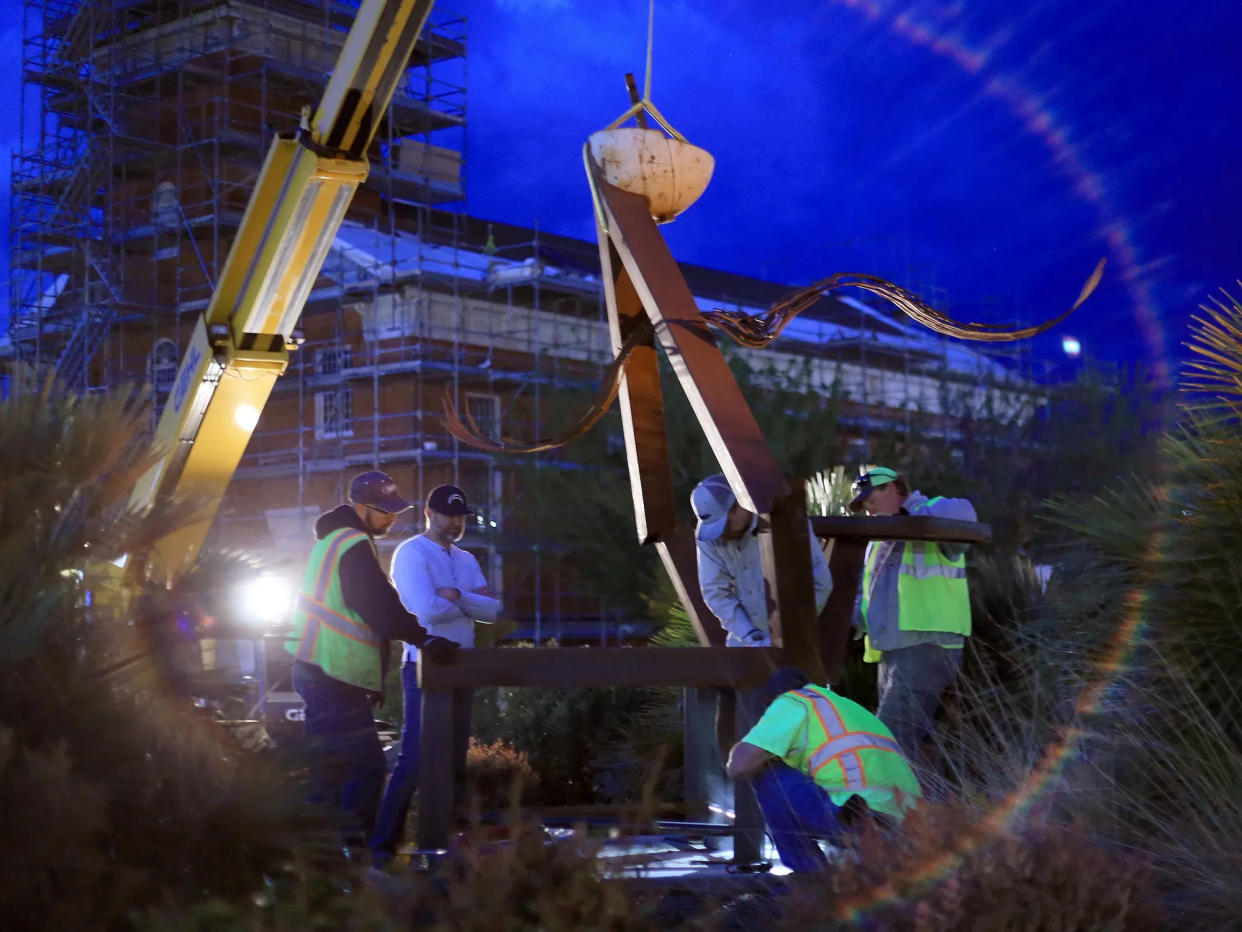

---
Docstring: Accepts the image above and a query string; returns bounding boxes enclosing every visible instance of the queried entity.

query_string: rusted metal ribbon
[444,259,1105,452]
[442,316,655,454]
[702,259,1106,348]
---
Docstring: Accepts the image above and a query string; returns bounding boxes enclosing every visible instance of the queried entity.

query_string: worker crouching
[726,667,921,872]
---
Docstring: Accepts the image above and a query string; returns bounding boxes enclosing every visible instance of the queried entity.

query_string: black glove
[421,635,460,664]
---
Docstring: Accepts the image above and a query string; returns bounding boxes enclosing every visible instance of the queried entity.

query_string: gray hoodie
[697,517,833,646]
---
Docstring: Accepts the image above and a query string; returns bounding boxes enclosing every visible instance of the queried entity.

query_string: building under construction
[7,0,1043,638]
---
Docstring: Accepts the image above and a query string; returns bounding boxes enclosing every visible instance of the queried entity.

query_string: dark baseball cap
[348,471,412,514]
[848,466,899,512]
[427,484,476,516]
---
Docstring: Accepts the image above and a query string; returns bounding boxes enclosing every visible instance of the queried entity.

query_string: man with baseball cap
[370,483,501,862]
[284,471,459,851]
[849,465,977,772]
[692,473,833,770]
[692,474,832,648]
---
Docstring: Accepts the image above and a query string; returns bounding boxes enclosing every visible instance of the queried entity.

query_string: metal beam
[586,158,788,517]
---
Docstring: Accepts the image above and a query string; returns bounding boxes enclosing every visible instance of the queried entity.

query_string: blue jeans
[291,659,387,846]
[751,761,847,872]
[369,661,473,856]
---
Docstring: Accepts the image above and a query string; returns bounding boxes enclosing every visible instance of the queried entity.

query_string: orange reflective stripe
[296,593,380,647]
[794,687,847,737]
[795,689,905,791]
[837,751,863,790]
[296,616,322,662]
[311,529,369,601]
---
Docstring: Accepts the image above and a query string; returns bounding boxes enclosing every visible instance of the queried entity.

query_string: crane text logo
[173,343,204,413]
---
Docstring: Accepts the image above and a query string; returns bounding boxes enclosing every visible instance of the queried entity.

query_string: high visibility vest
[283,528,384,692]
[786,686,921,818]
[860,497,971,663]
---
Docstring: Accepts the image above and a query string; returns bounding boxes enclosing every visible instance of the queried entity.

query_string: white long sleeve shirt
[696,517,833,646]
[391,533,501,662]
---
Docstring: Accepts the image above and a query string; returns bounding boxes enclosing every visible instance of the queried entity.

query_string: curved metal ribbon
[445,259,1106,452]
[442,317,655,454]
[701,259,1106,348]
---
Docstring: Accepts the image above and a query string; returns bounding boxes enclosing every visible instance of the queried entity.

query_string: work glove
[421,635,460,664]
[742,628,770,647]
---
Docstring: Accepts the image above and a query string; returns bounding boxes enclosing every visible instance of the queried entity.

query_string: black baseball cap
[348,471,412,514]
[427,484,476,516]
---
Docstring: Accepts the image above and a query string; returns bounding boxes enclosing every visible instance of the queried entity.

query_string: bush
[770,801,1162,931]
[465,737,539,810]
[471,649,661,805]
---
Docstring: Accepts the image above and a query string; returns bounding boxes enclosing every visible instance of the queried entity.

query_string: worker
[692,473,833,648]
[849,465,977,768]
[284,471,459,850]
[369,483,500,862]
[726,667,921,872]
[692,473,833,754]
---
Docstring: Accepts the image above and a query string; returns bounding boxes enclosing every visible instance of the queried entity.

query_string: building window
[315,390,353,439]
[147,337,180,394]
[464,392,501,441]
[316,345,352,376]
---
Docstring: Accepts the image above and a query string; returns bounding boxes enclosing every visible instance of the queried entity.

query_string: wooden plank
[683,686,716,822]
[811,515,991,544]
[819,537,867,684]
[587,161,788,516]
[656,524,725,647]
[418,646,780,690]
[731,690,765,864]
[764,479,826,684]
[417,687,454,851]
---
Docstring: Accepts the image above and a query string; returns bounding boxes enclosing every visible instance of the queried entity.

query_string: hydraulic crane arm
[129,0,437,585]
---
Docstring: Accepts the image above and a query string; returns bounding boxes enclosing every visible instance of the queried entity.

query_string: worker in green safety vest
[849,466,976,773]
[284,471,459,849]
[727,666,921,871]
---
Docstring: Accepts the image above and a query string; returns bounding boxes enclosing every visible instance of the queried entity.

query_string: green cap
[849,466,899,512]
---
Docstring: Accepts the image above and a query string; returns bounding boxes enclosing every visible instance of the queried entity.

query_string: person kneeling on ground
[726,667,922,872]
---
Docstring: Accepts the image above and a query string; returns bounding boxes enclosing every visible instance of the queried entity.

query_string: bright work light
[236,574,296,626]
[234,403,261,431]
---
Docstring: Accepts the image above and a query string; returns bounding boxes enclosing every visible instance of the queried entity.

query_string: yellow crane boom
[129,0,437,585]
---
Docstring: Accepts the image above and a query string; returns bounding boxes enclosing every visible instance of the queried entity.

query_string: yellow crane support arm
[129,0,437,585]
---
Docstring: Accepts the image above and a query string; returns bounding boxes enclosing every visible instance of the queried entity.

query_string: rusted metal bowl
[587,127,715,222]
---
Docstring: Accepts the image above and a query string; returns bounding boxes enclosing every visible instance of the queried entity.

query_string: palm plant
[0,377,330,925]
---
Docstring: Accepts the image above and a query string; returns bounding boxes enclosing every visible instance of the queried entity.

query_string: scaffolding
[11,0,467,389]
[9,0,1055,640]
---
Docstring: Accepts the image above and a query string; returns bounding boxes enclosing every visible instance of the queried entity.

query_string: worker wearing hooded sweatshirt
[692,473,833,756]
[849,465,976,769]
[284,470,459,849]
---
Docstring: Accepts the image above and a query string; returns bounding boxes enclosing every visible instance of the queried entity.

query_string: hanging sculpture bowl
[587,127,715,223]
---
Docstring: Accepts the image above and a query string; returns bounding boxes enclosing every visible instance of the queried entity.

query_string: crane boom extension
[129,0,436,584]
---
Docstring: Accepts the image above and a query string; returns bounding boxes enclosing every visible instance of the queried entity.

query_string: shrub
[769,801,1162,931]
[465,737,539,810]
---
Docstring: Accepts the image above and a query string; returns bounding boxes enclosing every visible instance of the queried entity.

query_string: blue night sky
[4,1,1240,381]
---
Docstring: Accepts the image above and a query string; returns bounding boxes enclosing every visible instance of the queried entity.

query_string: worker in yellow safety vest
[727,667,921,871]
[849,465,976,769]
[285,470,459,848]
